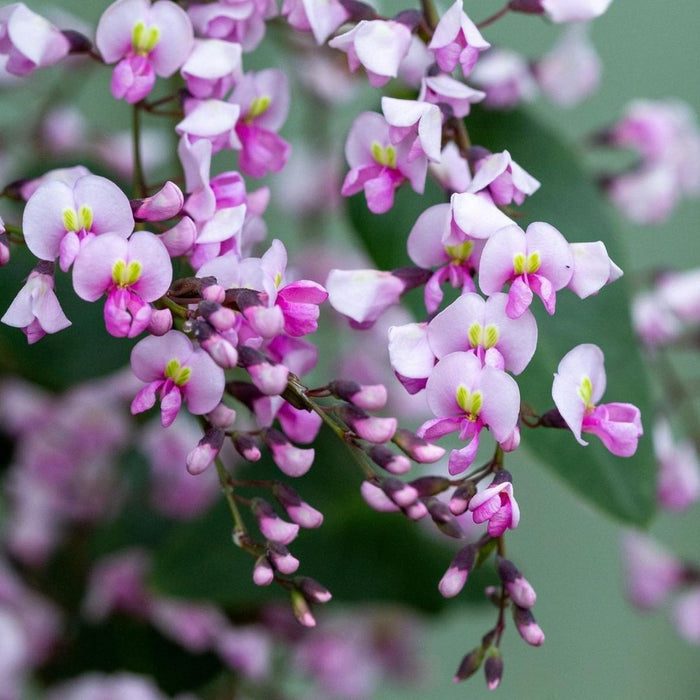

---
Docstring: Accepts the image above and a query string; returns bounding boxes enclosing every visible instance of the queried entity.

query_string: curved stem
[477,3,511,29]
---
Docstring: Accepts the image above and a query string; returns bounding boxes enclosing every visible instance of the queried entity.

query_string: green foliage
[347,107,656,526]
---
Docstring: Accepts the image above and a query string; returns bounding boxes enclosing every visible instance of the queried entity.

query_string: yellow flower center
[513,251,541,276]
[456,384,482,422]
[164,358,192,386]
[247,95,271,121]
[468,322,499,349]
[111,259,142,287]
[62,204,93,232]
[371,142,397,169]
[132,20,160,55]
[444,240,474,265]
[577,375,595,411]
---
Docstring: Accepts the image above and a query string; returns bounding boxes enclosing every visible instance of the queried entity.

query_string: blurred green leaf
[347,107,656,526]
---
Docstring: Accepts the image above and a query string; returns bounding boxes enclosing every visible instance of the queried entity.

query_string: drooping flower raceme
[96,0,194,103]
[552,344,643,456]
[22,173,134,272]
[130,330,225,427]
[418,351,520,474]
[72,231,173,338]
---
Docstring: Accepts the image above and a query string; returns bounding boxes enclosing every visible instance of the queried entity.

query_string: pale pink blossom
[468,470,520,536]
[281,0,349,44]
[419,74,485,119]
[180,38,242,99]
[671,588,700,645]
[469,48,538,110]
[468,149,540,206]
[653,418,700,512]
[566,240,623,299]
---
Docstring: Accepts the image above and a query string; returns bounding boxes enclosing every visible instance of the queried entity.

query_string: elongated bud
[538,408,570,430]
[381,477,419,508]
[328,379,388,410]
[454,646,485,683]
[273,482,324,528]
[196,324,239,369]
[0,231,10,266]
[296,576,332,604]
[513,605,545,646]
[393,428,446,463]
[290,588,316,627]
[360,481,400,513]
[207,403,237,429]
[232,433,262,462]
[238,347,289,395]
[426,497,464,538]
[409,476,452,497]
[405,500,429,520]
[497,557,537,609]
[186,428,224,475]
[199,300,236,333]
[147,308,173,336]
[484,647,504,690]
[131,181,183,221]
[251,498,299,545]
[439,544,477,598]
[337,405,397,444]
[265,428,315,477]
[201,282,226,304]
[449,482,477,515]
[369,445,411,474]
[253,556,274,586]
[267,542,300,575]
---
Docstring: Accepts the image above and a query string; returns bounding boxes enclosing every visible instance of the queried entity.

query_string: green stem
[477,3,511,29]
[215,457,248,542]
[421,0,440,30]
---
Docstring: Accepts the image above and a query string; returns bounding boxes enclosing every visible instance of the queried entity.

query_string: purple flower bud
[265,428,315,477]
[439,544,477,598]
[360,481,401,513]
[202,283,226,304]
[207,403,237,429]
[381,477,419,508]
[448,482,477,515]
[454,647,484,682]
[253,556,274,586]
[409,476,452,497]
[233,433,262,462]
[290,588,316,627]
[296,576,332,604]
[186,427,225,475]
[405,500,429,520]
[251,498,300,545]
[484,648,504,690]
[199,300,237,333]
[369,445,412,475]
[393,428,446,463]
[0,231,10,266]
[426,497,464,538]
[268,542,300,575]
[273,482,324,528]
[338,404,397,444]
[497,557,537,608]
[147,308,173,336]
[328,379,388,410]
[131,181,184,221]
[513,606,545,646]
[238,346,289,395]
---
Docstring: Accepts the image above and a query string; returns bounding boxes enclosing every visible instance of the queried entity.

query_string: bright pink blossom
[381,97,442,163]
[468,470,520,537]
[468,149,540,206]
[73,231,172,338]
[176,98,242,154]
[479,222,574,318]
[552,344,643,456]
[180,38,242,99]
[428,0,490,77]
[418,351,520,474]
[96,0,194,103]
[130,330,225,427]
[0,3,70,76]
[22,173,134,272]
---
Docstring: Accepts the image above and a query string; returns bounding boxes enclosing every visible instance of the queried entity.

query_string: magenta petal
[448,436,479,475]
[73,233,128,301]
[506,276,533,318]
[131,380,160,415]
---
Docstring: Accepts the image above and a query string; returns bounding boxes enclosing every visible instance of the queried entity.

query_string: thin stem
[420,0,440,30]
[131,104,147,199]
[215,457,247,539]
[477,3,511,29]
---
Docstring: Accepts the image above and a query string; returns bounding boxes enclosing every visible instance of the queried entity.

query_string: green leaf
[346,107,656,526]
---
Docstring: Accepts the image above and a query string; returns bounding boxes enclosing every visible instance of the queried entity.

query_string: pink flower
[130,330,225,427]
[467,149,540,206]
[566,241,623,299]
[419,74,485,119]
[509,0,614,23]
[281,0,349,45]
[72,231,172,338]
[329,20,412,88]
[381,97,442,163]
[22,173,134,272]
[428,0,490,77]
[552,344,643,456]
[96,0,194,103]
[418,351,520,474]
[342,111,429,214]
[176,98,242,154]
[479,221,573,318]
[468,470,520,537]
[180,38,242,99]
[0,3,70,76]
[1,261,71,344]
[672,588,700,645]
[653,418,700,512]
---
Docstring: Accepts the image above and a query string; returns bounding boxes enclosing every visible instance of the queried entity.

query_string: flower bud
[453,646,484,683]
[381,477,419,508]
[267,542,300,575]
[131,181,184,221]
[426,497,464,538]
[296,576,332,604]
[405,500,429,520]
[0,231,10,266]
[328,379,388,410]
[207,403,237,429]
[360,481,401,513]
[147,308,173,336]
[393,428,446,463]
[186,427,225,475]
[409,476,452,497]
[251,498,300,545]
[232,433,262,462]
[484,647,504,690]
[337,405,397,444]
[497,557,537,608]
[159,216,196,257]
[512,605,545,646]
[448,482,477,515]
[439,544,477,598]
[201,282,226,304]
[238,347,289,395]
[369,445,412,475]
[253,556,274,586]
[290,588,316,627]
[265,428,315,477]
[199,300,237,333]
[273,482,324,528]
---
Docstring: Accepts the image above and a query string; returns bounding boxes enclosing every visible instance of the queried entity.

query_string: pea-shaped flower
[130,330,225,427]
[72,231,172,338]
[418,351,520,474]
